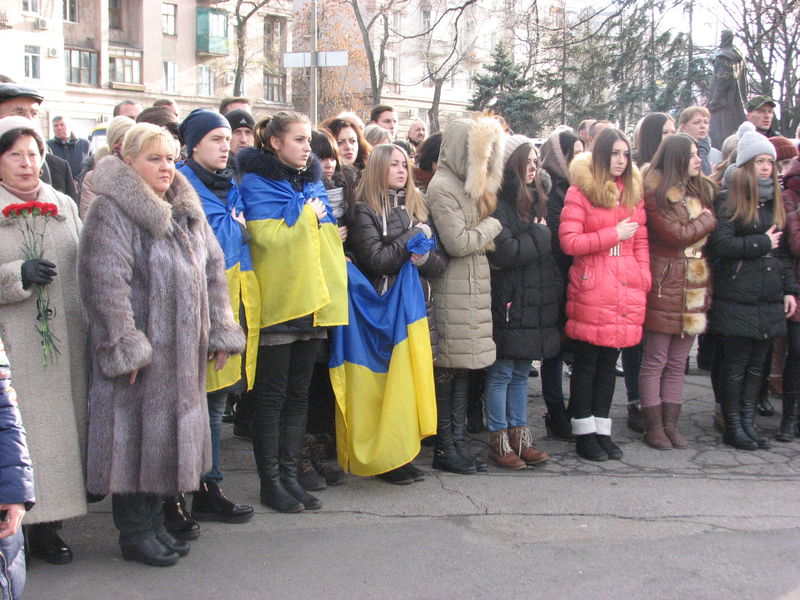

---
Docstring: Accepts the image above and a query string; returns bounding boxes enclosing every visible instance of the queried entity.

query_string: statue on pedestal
[708,30,747,148]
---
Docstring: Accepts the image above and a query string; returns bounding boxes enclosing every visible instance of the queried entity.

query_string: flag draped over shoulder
[240,173,347,328]
[330,261,437,476]
[179,165,260,392]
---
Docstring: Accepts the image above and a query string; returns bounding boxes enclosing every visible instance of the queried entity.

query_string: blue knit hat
[179,108,230,156]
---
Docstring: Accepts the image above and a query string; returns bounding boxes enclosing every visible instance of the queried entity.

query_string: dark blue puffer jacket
[0,335,35,600]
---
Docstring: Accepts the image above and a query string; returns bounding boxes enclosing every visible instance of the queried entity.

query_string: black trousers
[717,335,772,405]
[568,340,620,420]
[783,322,800,398]
[112,493,165,546]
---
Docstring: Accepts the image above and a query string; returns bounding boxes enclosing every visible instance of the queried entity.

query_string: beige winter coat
[0,183,88,524]
[426,118,505,369]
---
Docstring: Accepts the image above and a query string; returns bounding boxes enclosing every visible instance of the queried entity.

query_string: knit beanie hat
[503,134,531,165]
[179,108,230,155]
[769,136,798,162]
[225,109,254,132]
[736,123,776,167]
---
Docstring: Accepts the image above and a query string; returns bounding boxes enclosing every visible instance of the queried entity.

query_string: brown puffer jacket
[643,169,717,336]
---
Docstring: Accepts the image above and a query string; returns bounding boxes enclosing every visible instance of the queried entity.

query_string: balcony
[196,7,229,56]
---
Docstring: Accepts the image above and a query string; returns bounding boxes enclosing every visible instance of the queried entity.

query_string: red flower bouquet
[2,201,61,366]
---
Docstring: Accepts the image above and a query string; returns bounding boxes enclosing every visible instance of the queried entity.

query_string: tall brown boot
[662,402,688,449]
[507,426,549,465]
[641,405,672,450]
[488,430,526,470]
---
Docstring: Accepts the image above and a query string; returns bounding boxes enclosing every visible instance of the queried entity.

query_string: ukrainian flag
[179,165,260,392]
[240,174,348,329]
[330,261,437,476]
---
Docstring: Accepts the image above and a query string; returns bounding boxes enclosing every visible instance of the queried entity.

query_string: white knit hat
[736,128,776,167]
[503,134,533,165]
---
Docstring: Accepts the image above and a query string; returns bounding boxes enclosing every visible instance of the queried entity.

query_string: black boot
[626,401,644,433]
[192,481,255,523]
[297,434,327,491]
[26,522,72,565]
[252,420,303,513]
[432,379,476,474]
[776,394,798,442]
[544,403,575,441]
[280,420,322,511]
[741,368,772,449]
[721,378,759,451]
[163,494,200,540]
[233,390,254,440]
[121,538,179,567]
[575,434,608,461]
[452,374,487,472]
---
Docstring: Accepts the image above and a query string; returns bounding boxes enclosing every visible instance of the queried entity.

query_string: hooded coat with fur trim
[78,156,245,495]
[782,157,800,324]
[643,169,717,336]
[0,182,88,525]
[426,118,504,369]
[708,185,798,340]
[559,153,650,348]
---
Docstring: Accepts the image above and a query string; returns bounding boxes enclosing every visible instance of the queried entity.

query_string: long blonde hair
[356,144,428,222]
[726,157,784,228]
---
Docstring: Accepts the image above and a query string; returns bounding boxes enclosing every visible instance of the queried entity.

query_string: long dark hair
[504,142,545,222]
[636,112,674,167]
[646,133,716,212]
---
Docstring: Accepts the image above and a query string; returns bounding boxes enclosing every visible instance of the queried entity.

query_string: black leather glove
[20,259,56,290]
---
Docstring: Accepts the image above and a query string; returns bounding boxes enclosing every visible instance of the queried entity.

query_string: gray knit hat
[736,123,776,167]
[503,134,532,165]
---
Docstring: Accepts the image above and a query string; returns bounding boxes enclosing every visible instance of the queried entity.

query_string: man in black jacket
[47,116,90,179]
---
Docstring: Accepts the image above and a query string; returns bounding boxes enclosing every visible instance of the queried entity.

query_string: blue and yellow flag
[329,261,437,476]
[179,165,260,392]
[240,173,348,329]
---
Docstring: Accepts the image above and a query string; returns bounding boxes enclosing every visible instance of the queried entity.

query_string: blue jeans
[204,389,228,483]
[484,359,531,432]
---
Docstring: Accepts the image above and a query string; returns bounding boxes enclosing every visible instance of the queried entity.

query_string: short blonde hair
[121,122,179,160]
[678,106,710,126]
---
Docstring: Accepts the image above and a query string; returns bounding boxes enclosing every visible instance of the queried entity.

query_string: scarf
[0,180,42,202]
[757,177,775,203]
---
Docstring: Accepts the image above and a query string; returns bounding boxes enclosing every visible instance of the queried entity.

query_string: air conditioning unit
[34,17,49,30]
[46,47,58,58]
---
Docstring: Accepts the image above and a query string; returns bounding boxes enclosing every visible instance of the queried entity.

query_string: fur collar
[438,118,505,201]
[236,146,322,185]
[92,155,205,238]
[569,152,642,208]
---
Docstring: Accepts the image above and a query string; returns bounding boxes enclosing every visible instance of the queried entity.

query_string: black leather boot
[121,538,179,567]
[280,420,322,511]
[432,379,476,474]
[741,368,771,449]
[575,434,608,461]
[163,494,201,540]
[452,374,487,472]
[721,370,758,450]
[192,481,254,523]
[252,419,303,513]
[544,403,575,441]
[776,394,798,442]
[26,521,73,564]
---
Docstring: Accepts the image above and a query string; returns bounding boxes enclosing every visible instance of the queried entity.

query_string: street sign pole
[310,0,318,125]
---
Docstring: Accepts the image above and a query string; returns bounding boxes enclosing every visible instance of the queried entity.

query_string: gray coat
[426,118,505,369]
[0,183,88,524]
[78,157,245,495]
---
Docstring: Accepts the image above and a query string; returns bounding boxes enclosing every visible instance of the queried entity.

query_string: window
[109,48,142,84]
[209,10,226,38]
[64,48,98,86]
[421,9,431,31]
[162,3,176,35]
[264,72,285,103]
[24,45,40,79]
[263,16,286,59]
[109,0,122,29]
[163,61,177,93]
[22,0,40,12]
[198,64,213,97]
[63,0,78,21]
[384,57,398,91]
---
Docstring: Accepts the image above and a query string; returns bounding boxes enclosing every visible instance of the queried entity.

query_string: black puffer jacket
[545,173,572,280]
[709,189,798,339]
[347,191,447,356]
[488,177,562,360]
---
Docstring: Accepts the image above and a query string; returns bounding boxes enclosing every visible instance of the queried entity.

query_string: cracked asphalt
[27,367,800,599]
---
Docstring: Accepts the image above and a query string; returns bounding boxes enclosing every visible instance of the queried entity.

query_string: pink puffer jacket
[559,153,650,348]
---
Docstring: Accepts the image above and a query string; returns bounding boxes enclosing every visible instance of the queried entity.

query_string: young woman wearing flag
[558,127,649,462]
[484,135,560,469]
[347,143,446,484]
[237,112,348,513]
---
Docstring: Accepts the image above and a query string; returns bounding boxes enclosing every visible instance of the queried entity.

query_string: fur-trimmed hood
[438,117,505,201]
[236,146,322,186]
[540,129,570,183]
[92,155,205,238]
[569,151,642,208]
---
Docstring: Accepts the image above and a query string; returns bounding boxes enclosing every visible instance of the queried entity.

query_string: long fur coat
[78,157,245,495]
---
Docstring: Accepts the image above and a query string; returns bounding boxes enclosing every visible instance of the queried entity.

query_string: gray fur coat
[78,157,245,495]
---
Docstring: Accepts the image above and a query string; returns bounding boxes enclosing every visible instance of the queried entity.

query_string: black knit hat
[225,109,254,131]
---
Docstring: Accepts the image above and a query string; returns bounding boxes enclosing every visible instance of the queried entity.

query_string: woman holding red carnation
[0,116,87,564]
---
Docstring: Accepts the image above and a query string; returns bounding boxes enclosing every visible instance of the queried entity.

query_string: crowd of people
[0,76,799,590]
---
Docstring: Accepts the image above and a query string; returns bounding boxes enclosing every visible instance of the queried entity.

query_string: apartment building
[2,0,293,137]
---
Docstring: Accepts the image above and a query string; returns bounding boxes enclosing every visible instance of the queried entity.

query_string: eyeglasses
[9,107,39,119]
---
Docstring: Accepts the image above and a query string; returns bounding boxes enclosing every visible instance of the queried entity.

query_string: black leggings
[568,340,620,420]
[717,335,772,405]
